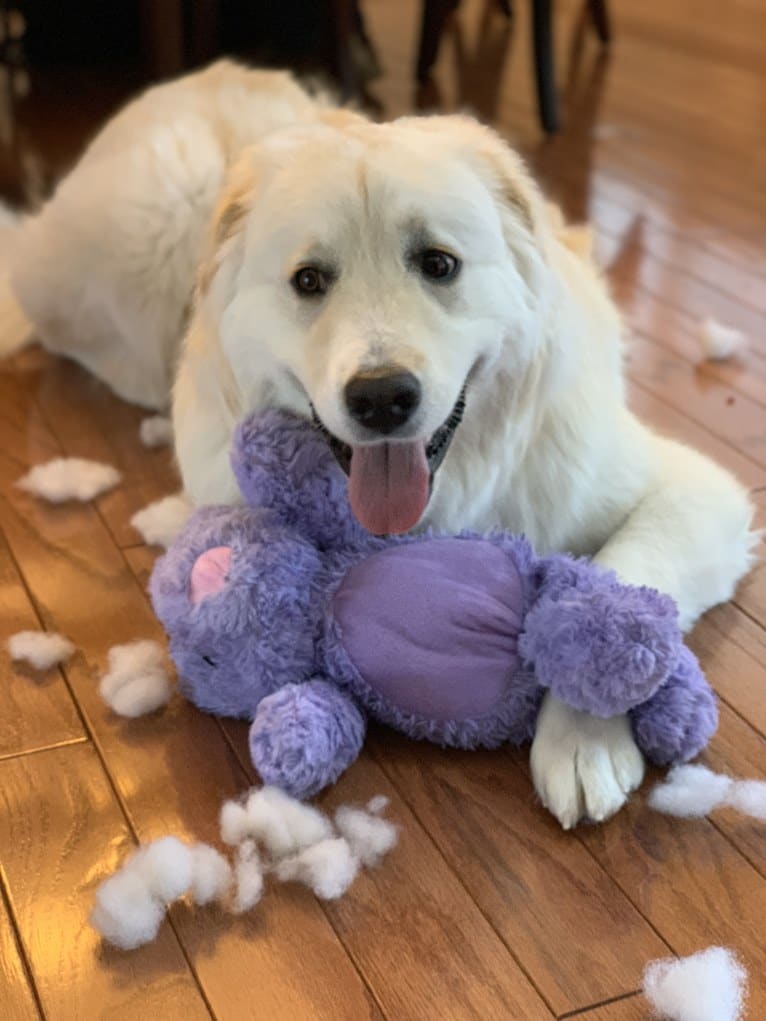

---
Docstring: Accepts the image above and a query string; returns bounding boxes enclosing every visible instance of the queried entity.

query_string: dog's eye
[418,249,460,282]
[292,266,329,297]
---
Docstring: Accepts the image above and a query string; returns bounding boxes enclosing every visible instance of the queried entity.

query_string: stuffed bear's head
[155,519,323,718]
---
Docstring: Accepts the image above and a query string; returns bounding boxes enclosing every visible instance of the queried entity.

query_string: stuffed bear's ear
[230,408,365,549]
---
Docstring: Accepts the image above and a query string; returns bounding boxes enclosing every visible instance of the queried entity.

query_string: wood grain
[0,742,210,1018]
[368,731,666,1017]
[0,881,40,1021]
[565,993,646,1020]
[0,527,85,759]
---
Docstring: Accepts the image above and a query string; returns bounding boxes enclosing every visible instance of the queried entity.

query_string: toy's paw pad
[190,546,232,605]
[531,695,645,830]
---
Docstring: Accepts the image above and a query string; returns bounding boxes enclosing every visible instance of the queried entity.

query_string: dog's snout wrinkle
[344,366,422,436]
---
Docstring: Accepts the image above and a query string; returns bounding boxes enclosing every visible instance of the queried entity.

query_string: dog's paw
[530,694,645,829]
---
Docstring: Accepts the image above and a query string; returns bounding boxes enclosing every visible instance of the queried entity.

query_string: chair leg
[531,0,558,133]
[587,0,611,43]
[416,0,460,83]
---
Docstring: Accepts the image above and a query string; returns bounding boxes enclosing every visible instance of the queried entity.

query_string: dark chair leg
[416,0,460,83]
[587,0,611,43]
[531,0,558,133]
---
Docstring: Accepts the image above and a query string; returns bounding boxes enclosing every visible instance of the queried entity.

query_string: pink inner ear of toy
[190,546,232,605]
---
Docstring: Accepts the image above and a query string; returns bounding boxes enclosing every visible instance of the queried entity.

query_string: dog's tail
[0,203,33,358]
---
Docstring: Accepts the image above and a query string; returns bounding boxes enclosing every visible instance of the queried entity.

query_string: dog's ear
[196,150,258,297]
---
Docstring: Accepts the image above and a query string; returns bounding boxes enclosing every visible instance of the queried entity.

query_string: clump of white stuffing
[275,837,359,900]
[220,786,333,859]
[366,795,389,814]
[698,317,747,362]
[726,779,766,821]
[643,946,748,1021]
[649,764,733,818]
[139,415,173,448]
[92,837,235,949]
[189,844,233,906]
[335,805,398,867]
[7,630,75,669]
[649,764,766,821]
[99,640,172,718]
[130,493,192,548]
[231,840,264,913]
[17,457,121,502]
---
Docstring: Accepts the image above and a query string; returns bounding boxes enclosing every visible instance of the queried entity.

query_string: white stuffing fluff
[726,779,766,821]
[648,764,734,818]
[7,630,75,669]
[231,840,264,913]
[16,457,121,502]
[99,639,172,718]
[91,868,166,950]
[92,837,235,948]
[643,946,748,1021]
[275,837,359,900]
[220,786,334,860]
[129,836,194,902]
[189,844,233,906]
[139,415,173,447]
[698,317,747,362]
[650,764,766,821]
[334,806,398,867]
[366,795,389,815]
[130,493,192,548]
[220,799,252,847]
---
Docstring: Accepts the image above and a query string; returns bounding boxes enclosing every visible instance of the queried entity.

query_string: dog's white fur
[10,62,756,828]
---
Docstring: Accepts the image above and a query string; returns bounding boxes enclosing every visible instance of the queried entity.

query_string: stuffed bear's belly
[331,538,523,721]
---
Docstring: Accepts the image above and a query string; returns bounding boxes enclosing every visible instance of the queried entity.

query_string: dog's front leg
[531,432,756,828]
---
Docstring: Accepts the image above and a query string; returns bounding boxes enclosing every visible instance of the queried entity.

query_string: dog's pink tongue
[348,441,430,535]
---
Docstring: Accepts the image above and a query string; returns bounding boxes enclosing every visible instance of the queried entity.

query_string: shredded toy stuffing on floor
[91,786,398,948]
[649,763,766,821]
[139,415,173,447]
[697,317,747,362]
[642,946,748,1021]
[7,630,75,669]
[130,493,192,548]
[274,836,359,900]
[99,639,172,717]
[16,457,121,502]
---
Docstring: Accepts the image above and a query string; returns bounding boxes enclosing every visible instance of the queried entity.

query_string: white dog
[11,61,756,828]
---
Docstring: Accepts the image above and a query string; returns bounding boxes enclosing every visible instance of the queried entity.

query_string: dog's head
[198,113,568,534]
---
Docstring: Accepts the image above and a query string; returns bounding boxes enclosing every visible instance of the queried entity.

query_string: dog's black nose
[344,367,422,435]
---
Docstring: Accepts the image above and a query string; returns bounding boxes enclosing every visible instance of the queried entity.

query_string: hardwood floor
[1,0,764,1017]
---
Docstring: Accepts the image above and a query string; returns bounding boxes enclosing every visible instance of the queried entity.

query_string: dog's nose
[344,367,422,435]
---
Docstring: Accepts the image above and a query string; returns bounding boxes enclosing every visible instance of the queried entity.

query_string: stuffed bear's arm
[629,644,717,764]
[248,679,366,799]
[231,410,366,549]
[518,553,683,717]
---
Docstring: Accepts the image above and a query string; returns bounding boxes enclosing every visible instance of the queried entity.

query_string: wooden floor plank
[368,731,666,1017]
[0,527,85,759]
[6,347,179,549]
[578,797,766,1018]
[0,742,210,1018]
[222,723,554,1021]
[563,993,646,1020]
[0,881,41,1021]
[0,412,380,1020]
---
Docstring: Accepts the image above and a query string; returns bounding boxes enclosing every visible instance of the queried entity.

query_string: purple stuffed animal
[150,410,717,800]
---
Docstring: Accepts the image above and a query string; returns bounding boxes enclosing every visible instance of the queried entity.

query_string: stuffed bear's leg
[249,680,366,799]
[630,646,718,765]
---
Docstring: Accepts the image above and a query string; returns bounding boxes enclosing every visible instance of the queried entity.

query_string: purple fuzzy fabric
[519,556,682,717]
[149,408,718,798]
[630,645,718,764]
[249,679,366,798]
